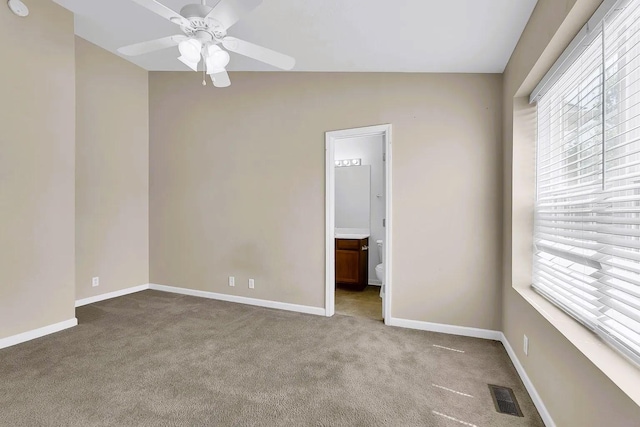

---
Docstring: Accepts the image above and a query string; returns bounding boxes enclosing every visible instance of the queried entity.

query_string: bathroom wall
[335,135,385,283]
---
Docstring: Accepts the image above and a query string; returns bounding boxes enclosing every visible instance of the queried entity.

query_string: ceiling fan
[118,0,295,88]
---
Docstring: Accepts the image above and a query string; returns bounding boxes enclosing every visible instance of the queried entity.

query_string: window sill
[513,285,640,407]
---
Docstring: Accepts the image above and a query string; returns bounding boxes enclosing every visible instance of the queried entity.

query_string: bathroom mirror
[335,165,371,229]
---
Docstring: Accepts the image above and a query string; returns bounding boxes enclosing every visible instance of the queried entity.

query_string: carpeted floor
[0,290,543,426]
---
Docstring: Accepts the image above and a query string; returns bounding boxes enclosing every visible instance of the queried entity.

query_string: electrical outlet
[523,334,529,356]
[249,279,255,289]
[228,276,235,287]
[92,277,99,287]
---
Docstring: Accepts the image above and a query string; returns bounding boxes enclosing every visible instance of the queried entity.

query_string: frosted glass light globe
[178,39,202,63]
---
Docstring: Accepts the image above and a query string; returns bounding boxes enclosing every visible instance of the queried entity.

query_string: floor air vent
[488,384,523,417]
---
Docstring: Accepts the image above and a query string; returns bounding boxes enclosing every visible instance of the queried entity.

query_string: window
[533,0,640,365]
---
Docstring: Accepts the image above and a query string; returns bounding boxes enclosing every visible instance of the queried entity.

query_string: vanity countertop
[335,233,370,239]
[334,228,370,239]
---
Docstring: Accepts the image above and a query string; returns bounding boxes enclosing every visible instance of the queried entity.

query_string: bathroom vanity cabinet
[335,238,369,290]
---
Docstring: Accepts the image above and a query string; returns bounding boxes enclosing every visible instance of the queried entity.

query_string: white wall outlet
[92,277,99,287]
[523,334,529,356]
[249,279,255,289]
[228,276,235,287]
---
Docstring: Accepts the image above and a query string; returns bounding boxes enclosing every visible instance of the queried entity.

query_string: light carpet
[0,290,543,426]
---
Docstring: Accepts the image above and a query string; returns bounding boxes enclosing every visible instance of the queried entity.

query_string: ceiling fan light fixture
[205,59,222,74]
[178,39,202,63]
[206,44,221,55]
[206,50,230,74]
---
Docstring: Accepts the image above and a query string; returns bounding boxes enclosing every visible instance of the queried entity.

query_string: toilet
[375,239,384,286]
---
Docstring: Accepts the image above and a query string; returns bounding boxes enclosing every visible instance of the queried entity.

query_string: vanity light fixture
[335,158,362,168]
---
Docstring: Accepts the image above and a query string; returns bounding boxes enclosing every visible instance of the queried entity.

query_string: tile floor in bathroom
[335,285,383,321]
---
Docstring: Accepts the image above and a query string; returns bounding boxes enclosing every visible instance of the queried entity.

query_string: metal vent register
[488,385,523,417]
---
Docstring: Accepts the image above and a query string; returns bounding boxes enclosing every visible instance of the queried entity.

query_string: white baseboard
[149,284,326,316]
[0,318,78,350]
[75,284,150,307]
[386,316,503,341]
[386,317,552,426]
[500,333,555,427]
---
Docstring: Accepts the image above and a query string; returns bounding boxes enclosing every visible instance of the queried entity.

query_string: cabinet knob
[362,245,368,251]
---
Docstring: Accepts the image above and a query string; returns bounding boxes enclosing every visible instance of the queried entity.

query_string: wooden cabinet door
[336,249,360,284]
[335,238,368,290]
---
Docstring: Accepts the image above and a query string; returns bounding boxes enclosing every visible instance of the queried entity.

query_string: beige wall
[503,0,640,425]
[75,37,149,301]
[0,0,76,338]
[149,72,503,330]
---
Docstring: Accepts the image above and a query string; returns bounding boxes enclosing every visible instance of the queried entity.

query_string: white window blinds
[533,0,640,365]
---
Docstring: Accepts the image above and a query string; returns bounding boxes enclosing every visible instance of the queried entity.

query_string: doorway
[325,124,392,322]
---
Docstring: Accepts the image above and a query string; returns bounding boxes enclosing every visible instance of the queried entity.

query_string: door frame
[325,124,392,322]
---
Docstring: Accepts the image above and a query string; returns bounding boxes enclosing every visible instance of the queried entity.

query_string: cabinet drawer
[336,239,360,250]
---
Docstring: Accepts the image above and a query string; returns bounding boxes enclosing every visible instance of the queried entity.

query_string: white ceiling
[52,0,538,73]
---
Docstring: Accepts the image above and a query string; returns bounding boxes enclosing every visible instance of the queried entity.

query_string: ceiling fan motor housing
[194,30,215,43]
[178,4,226,41]
[179,4,212,18]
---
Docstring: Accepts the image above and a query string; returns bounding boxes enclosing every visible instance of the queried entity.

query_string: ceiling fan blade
[130,0,191,27]
[205,0,262,30]
[222,37,295,70]
[210,70,231,88]
[118,35,187,56]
